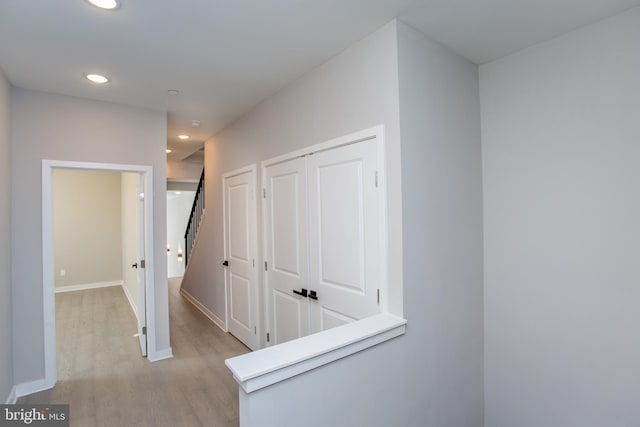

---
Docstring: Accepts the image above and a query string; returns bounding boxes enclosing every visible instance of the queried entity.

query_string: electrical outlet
[60,269,66,277]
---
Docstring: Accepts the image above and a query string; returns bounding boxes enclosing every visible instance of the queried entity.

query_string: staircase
[184,169,204,266]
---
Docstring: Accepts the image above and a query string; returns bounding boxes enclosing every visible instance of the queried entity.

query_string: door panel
[320,307,356,331]
[224,169,258,350]
[308,140,381,334]
[135,173,147,356]
[273,290,304,344]
[264,158,309,344]
[230,273,251,330]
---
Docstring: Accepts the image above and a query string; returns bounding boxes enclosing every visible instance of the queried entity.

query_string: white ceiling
[1,0,638,160]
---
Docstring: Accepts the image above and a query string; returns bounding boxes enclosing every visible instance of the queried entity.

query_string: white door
[136,174,147,356]
[307,139,381,333]
[264,157,310,345]
[223,168,259,350]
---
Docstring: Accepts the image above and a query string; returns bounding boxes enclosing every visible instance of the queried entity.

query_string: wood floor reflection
[19,277,249,427]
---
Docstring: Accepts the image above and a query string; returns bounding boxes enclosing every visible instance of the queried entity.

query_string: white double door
[264,139,383,345]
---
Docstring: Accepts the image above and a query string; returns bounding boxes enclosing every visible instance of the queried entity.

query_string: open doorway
[42,160,156,388]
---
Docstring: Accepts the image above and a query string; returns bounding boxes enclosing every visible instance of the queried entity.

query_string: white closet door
[264,157,310,344]
[307,139,382,334]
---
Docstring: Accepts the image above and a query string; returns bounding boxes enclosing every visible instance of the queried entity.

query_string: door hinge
[377,289,380,304]
[253,259,255,268]
[142,326,147,335]
[375,171,379,188]
[263,188,266,199]
[140,259,146,269]
[254,326,257,334]
[264,261,268,271]
[266,333,270,343]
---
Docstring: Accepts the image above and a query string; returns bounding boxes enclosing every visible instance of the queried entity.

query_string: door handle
[308,290,318,300]
[131,262,138,269]
[293,288,308,298]
[222,260,229,267]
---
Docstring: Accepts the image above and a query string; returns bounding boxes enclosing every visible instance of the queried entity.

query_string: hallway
[19,278,249,426]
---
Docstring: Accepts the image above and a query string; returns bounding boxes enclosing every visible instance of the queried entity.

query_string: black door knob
[293,288,308,297]
[222,260,229,267]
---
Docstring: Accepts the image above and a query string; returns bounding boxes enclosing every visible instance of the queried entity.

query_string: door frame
[41,160,156,388]
[222,164,260,349]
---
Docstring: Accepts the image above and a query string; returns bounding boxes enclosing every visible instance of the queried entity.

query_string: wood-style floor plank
[18,278,249,427]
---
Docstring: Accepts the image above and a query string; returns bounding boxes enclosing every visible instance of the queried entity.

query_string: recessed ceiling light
[166,149,172,153]
[175,191,182,195]
[87,0,120,10]
[168,89,179,96]
[191,120,201,127]
[84,73,110,84]
[178,135,190,140]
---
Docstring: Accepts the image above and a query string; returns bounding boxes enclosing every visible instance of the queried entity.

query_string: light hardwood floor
[19,277,249,427]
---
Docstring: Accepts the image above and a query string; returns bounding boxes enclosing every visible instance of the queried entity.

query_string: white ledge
[225,313,407,393]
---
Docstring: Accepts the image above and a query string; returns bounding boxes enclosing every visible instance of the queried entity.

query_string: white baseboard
[54,280,122,294]
[4,385,17,404]
[14,378,51,399]
[121,281,139,322]
[180,287,226,332]
[148,347,173,362]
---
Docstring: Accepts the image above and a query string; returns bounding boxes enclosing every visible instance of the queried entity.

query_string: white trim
[147,347,173,362]
[180,287,227,332]
[222,164,260,350]
[225,313,406,393]
[261,125,383,168]
[42,160,157,389]
[15,379,51,399]
[54,280,122,294]
[121,281,139,322]
[5,386,17,404]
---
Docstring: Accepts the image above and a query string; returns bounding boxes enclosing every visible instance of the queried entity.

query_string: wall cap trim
[225,313,406,393]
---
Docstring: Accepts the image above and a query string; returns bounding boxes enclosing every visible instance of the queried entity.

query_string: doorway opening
[42,160,156,388]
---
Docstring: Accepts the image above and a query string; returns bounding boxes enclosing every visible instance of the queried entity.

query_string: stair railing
[184,169,205,266]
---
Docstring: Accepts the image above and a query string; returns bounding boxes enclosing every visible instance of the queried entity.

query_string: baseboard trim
[4,386,17,404]
[54,281,122,293]
[148,347,173,362]
[121,281,139,322]
[180,287,226,332]
[14,378,52,399]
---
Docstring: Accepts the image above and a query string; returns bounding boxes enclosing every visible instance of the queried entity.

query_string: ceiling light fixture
[86,0,120,10]
[168,89,179,96]
[178,135,190,140]
[84,73,110,84]
[166,149,172,153]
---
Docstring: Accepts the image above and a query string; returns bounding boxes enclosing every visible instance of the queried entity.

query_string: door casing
[41,160,156,389]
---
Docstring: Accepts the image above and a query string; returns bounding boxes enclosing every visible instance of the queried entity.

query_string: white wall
[185,19,483,426]
[183,20,404,328]
[11,89,170,385]
[0,68,13,402]
[121,172,140,313]
[481,8,640,427]
[396,21,484,425]
[53,169,122,288]
[167,191,194,278]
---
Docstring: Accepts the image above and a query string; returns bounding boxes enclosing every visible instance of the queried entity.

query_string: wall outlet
[60,269,66,277]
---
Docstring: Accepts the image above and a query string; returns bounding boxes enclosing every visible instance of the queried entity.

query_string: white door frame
[41,160,156,388]
[222,164,260,349]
